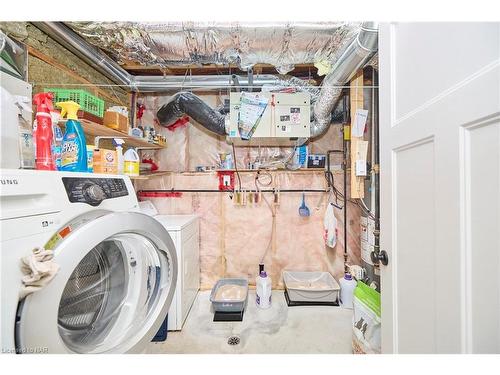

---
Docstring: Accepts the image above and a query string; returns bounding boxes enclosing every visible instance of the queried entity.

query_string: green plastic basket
[44,88,105,118]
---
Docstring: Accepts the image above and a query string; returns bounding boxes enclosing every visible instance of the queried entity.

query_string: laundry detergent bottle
[256,264,272,309]
[57,101,87,172]
[339,273,357,309]
[124,148,140,176]
[33,92,56,170]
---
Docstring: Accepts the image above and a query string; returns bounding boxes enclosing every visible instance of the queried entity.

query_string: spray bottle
[113,138,125,174]
[33,93,56,170]
[57,101,87,172]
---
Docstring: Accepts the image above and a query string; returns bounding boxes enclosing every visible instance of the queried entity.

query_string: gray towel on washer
[19,247,60,298]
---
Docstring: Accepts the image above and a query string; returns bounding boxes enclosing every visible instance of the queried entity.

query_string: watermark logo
[2,346,49,354]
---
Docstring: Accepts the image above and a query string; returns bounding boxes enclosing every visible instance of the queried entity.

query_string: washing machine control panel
[62,177,129,206]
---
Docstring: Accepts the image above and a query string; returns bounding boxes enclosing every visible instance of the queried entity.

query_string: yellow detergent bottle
[124,148,140,176]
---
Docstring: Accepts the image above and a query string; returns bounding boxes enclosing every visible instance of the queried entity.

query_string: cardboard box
[103,111,129,133]
[93,148,117,174]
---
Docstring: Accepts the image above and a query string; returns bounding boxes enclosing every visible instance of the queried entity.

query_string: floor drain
[227,336,241,346]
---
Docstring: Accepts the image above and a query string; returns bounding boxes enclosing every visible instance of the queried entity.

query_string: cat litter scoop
[299,193,310,217]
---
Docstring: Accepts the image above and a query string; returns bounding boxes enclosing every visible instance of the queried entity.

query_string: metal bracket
[247,68,254,92]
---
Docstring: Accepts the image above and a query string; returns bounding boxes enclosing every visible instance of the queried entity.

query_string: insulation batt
[67,22,361,74]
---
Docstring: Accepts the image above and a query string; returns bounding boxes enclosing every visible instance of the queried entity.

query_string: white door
[379,23,500,353]
[17,211,177,354]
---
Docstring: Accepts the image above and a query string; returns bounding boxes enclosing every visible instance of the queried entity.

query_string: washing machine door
[17,211,177,354]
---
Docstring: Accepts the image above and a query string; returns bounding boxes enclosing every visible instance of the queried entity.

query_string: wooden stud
[350,70,365,199]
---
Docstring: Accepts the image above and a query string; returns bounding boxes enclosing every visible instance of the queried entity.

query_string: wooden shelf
[129,171,172,180]
[59,119,166,150]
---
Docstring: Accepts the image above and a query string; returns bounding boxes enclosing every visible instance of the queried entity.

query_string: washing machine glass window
[57,232,168,353]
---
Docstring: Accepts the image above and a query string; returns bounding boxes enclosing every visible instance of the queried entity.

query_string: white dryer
[139,201,199,331]
[0,169,177,354]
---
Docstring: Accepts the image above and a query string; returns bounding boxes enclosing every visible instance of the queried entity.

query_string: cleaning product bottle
[124,148,140,176]
[14,95,35,169]
[57,101,87,172]
[51,111,63,170]
[339,273,357,309]
[33,92,56,170]
[256,264,272,309]
[86,145,94,173]
[113,138,125,174]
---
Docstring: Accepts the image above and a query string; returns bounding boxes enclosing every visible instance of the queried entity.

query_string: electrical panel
[228,92,310,146]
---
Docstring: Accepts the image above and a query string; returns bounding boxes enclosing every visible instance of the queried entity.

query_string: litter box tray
[213,310,245,322]
[283,271,340,304]
[284,290,339,307]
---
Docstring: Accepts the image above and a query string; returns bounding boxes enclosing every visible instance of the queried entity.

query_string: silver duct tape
[262,75,321,102]
[67,22,361,74]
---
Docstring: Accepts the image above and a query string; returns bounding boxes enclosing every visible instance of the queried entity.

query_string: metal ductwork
[311,22,379,137]
[131,74,280,92]
[156,92,226,136]
[32,22,377,139]
[65,22,361,75]
[32,22,281,92]
[32,22,132,87]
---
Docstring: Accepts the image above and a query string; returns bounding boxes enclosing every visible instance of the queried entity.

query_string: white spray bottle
[113,138,125,174]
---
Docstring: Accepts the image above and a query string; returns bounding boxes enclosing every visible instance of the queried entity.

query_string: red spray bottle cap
[33,92,54,113]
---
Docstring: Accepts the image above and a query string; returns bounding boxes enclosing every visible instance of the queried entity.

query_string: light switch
[355,159,367,176]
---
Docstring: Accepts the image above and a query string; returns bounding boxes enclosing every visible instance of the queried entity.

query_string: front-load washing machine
[0,169,177,354]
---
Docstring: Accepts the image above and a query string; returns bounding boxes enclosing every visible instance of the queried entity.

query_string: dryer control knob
[83,184,106,205]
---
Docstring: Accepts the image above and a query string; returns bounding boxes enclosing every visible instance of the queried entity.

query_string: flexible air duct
[312,22,378,137]
[156,92,227,136]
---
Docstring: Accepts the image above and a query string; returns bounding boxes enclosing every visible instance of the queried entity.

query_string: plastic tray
[210,278,248,312]
[283,271,340,304]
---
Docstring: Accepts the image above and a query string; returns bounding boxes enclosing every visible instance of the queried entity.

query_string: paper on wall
[351,109,368,137]
[237,92,269,140]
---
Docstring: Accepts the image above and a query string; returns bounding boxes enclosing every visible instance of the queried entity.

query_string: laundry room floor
[145,290,353,354]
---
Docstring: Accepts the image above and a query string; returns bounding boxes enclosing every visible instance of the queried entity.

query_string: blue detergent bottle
[57,101,88,172]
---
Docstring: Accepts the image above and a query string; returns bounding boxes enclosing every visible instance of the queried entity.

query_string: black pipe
[342,92,350,274]
[156,92,226,135]
[138,188,328,194]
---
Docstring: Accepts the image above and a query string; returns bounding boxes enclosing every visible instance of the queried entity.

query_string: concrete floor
[146,290,354,354]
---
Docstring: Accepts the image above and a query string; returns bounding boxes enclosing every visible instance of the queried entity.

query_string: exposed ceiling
[66,22,363,80]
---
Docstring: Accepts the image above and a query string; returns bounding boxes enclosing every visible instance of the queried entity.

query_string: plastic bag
[352,282,381,354]
[323,203,338,248]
